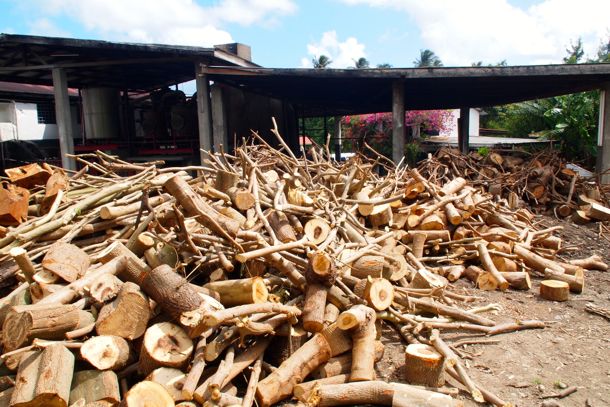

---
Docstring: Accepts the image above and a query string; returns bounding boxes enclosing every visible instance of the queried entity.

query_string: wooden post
[334,116,342,161]
[52,68,75,171]
[597,83,610,184]
[211,84,227,152]
[458,107,470,154]
[392,80,405,164]
[195,62,213,161]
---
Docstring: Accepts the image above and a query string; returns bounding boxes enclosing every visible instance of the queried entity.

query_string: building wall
[439,108,480,138]
[0,101,80,141]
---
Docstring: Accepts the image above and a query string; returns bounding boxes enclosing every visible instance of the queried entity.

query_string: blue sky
[1,0,609,70]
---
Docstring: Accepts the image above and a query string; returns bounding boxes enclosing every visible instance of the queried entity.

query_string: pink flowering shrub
[341,110,454,157]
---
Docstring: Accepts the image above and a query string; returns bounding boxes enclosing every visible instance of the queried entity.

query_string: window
[36,100,56,124]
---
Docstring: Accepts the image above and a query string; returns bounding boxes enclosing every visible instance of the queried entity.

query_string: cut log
[42,242,90,283]
[476,243,509,291]
[121,381,174,407]
[146,367,186,402]
[353,277,394,311]
[500,272,531,290]
[96,241,150,284]
[96,282,150,340]
[69,370,120,406]
[304,218,330,245]
[514,244,564,273]
[164,175,240,238]
[204,277,268,306]
[491,256,518,272]
[2,303,94,351]
[130,232,156,257]
[369,204,393,228]
[337,305,376,382]
[444,202,462,225]
[80,335,130,371]
[544,268,584,293]
[441,177,467,195]
[267,210,297,243]
[312,341,384,379]
[5,163,53,189]
[10,345,74,407]
[9,247,36,284]
[88,273,123,304]
[403,343,445,387]
[255,333,331,407]
[140,264,203,327]
[571,209,591,224]
[293,374,350,402]
[410,269,448,290]
[214,169,239,192]
[227,187,255,211]
[303,283,327,333]
[569,255,608,271]
[419,213,445,230]
[410,232,427,259]
[476,272,500,291]
[138,322,194,377]
[350,255,385,279]
[587,202,610,221]
[0,184,29,226]
[540,280,569,302]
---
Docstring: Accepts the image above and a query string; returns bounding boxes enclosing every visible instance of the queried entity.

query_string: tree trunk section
[96,282,150,340]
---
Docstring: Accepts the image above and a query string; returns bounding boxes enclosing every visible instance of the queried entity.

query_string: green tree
[563,38,584,64]
[312,55,332,69]
[354,57,370,69]
[591,37,609,62]
[376,63,393,68]
[414,49,443,67]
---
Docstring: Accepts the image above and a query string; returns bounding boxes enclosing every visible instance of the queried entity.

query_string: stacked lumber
[417,147,610,223]
[0,129,606,407]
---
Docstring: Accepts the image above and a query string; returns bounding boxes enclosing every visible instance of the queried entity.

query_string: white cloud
[27,18,71,38]
[302,31,367,68]
[30,0,296,47]
[340,0,610,65]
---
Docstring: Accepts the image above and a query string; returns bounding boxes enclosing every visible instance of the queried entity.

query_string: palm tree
[353,57,370,69]
[414,49,443,67]
[312,55,332,69]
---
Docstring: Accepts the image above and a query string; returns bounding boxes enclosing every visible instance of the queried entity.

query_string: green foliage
[312,55,332,69]
[414,49,443,67]
[404,142,421,166]
[477,146,490,157]
[563,38,584,64]
[376,63,393,68]
[353,57,370,69]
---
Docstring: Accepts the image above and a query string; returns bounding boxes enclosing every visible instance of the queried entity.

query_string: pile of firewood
[0,128,607,407]
[417,147,610,224]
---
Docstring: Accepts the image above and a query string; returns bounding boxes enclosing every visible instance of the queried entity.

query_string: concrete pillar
[392,80,405,164]
[458,107,470,154]
[51,68,75,170]
[195,62,213,162]
[597,84,610,184]
[211,85,227,152]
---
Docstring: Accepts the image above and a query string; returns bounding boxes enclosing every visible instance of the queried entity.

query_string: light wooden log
[42,242,90,283]
[3,303,94,352]
[9,247,36,284]
[10,345,74,407]
[410,269,448,290]
[121,381,174,407]
[80,335,130,371]
[514,244,564,273]
[146,367,187,402]
[267,210,297,243]
[138,322,194,377]
[544,268,584,293]
[410,233,426,259]
[96,241,150,284]
[500,272,531,290]
[476,243,509,291]
[204,278,268,306]
[255,333,331,407]
[353,277,394,311]
[69,370,120,406]
[404,343,445,387]
[569,255,608,271]
[351,255,385,279]
[88,273,123,304]
[540,280,569,301]
[304,218,331,245]
[96,282,150,340]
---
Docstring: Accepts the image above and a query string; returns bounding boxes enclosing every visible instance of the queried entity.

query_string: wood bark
[204,277,268,306]
[403,343,445,387]
[41,242,90,283]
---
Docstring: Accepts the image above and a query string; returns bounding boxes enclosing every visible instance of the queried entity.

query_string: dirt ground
[376,216,610,407]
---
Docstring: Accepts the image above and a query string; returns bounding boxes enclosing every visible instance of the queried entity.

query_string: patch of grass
[533,377,542,385]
